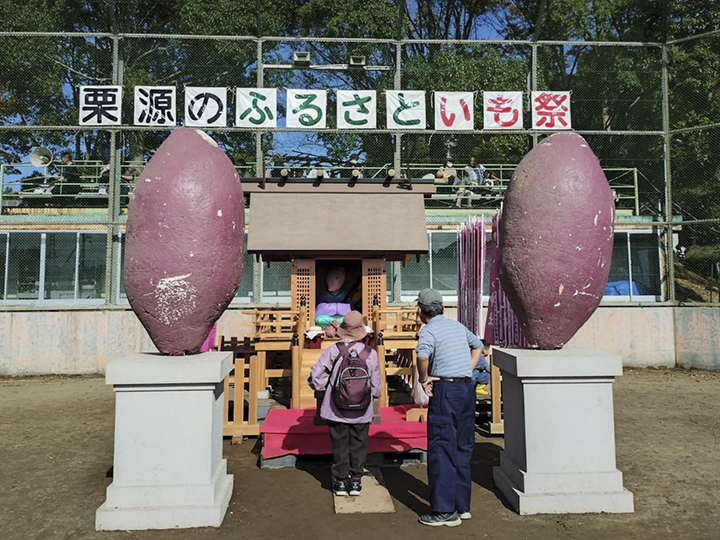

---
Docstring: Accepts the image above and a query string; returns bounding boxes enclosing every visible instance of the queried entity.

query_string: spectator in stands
[482,169,500,188]
[440,160,458,185]
[57,153,82,199]
[121,166,139,182]
[464,156,485,185]
[98,166,110,184]
[676,244,688,259]
[455,156,484,208]
[270,161,284,178]
[120,165,140,207]
[20,172,44,192]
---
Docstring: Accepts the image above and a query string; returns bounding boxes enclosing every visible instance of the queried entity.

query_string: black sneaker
[419,512,462,527]
[349,479,362,496]
[333,480,348,496]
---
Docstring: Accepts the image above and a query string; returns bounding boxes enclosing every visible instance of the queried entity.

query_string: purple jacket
[309,341,381,424]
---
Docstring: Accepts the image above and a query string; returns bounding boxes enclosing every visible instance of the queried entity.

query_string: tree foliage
[0,0,718,230]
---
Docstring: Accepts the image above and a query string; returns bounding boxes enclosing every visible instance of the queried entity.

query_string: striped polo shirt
[415,315,483,378]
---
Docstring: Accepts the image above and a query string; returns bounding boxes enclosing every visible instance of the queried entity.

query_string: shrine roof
[247,192,429,261]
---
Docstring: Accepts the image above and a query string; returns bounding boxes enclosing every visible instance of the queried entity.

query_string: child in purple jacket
[309,311,381,497]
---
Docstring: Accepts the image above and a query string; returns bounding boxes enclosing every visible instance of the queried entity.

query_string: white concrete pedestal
[96,352,234,530]
[492,348,634,515]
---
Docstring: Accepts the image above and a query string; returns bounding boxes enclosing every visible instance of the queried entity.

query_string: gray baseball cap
[416,288,443,307]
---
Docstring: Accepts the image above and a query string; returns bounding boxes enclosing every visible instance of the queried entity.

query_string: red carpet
[260,405,428,459]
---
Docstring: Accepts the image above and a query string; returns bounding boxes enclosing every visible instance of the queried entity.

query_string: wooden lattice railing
[372,306,422,339]
[222,352,261,440]
[220,307,307,440]
[371,306,422,407]
[242,308,301,340]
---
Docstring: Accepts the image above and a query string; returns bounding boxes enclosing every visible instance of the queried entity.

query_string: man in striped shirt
[415,288,483,527]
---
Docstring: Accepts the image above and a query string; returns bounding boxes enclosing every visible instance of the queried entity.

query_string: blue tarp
[604,280,650,296]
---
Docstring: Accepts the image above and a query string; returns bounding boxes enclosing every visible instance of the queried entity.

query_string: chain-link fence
[667,31,720,304]
[0,18,718,306]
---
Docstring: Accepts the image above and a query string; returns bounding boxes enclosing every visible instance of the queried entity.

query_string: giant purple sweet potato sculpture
[499,132,614,349]
[124,128,244,355]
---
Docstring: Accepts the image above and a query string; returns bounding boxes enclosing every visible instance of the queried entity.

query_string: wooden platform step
[333,468,395,514]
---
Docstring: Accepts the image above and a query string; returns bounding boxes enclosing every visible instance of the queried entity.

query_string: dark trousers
[427,380,475,513]
[328,421,370,482]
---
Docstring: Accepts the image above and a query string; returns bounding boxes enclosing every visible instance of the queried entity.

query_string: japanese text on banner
[79,86,122,126]
[531,91,572,130]
[134,86,176,126]
[386,90,426,130]
[336,90,377,129]
[236,88,277,128]
[287,89,327,128]
[483,91,523,130]
[185,87,227,127]
[435,92,474,131]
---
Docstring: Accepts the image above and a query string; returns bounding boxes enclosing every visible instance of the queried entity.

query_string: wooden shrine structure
[220,172,436,440]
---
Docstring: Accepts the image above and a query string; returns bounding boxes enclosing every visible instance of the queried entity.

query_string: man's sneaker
[333,480,348,496]
[419,512,462,527]
[459,511,472,520]
[349,479,362,496]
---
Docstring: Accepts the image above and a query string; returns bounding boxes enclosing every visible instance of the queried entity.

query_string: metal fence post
[394,41,402,175]
[661,43,675,302]
[104,34,122,306]
[255,38,264,178]
[0,164,4,211]
[633,168,640,216]
[531,43,538,147]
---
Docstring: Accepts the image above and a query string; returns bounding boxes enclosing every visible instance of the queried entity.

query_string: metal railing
[1,160,640,215]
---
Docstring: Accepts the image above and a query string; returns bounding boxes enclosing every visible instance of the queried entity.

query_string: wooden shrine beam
[241,180,435,195]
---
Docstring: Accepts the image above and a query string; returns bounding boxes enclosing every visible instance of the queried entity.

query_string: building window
[260,260,291,304]
[44,233,78,300]
[233,243,254,303]
[400,251,431,301]
[6,233,41,300]
[431,231,458,298]
[394,229,664,305]
[400,231,457,301]
[0,231,105,305]
[78,233,107,299]
[0,229,665,307]
[604,231,663,301]
[386,261,395,303]
[118,233,127,301]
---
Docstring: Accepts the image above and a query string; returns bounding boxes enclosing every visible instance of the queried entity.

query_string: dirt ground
[1,368,719,540]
